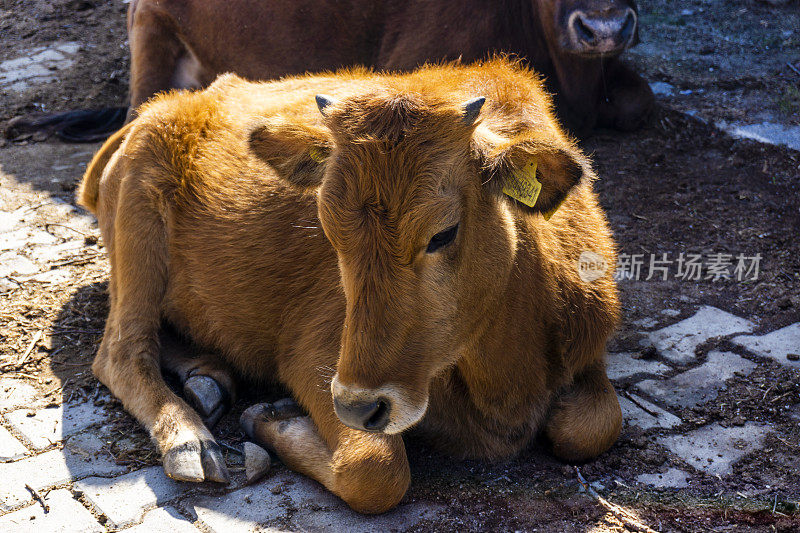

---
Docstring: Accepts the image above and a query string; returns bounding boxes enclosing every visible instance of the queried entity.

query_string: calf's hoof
[240,399,304,440]
[184,375,231,428]
[162,430,230,484]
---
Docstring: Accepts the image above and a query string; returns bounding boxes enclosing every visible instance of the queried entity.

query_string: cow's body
[80,60,621,513]
[128,0,651,134]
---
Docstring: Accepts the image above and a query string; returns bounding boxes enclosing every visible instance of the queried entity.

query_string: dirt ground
[1,1,799,532]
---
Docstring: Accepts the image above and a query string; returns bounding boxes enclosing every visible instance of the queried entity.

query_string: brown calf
[79,59,621,513]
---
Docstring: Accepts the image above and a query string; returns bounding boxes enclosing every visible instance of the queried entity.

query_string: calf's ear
[249,121,333,189]
[472,126,588,218]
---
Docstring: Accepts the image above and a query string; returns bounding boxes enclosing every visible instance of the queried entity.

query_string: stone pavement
[1,141,799,531]
[0,296,797,530]
[0,42,82,94]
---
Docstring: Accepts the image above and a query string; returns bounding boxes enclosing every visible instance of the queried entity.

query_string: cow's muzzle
[331,376,428,434]
[565,7,637,55]
[334,395,392,432]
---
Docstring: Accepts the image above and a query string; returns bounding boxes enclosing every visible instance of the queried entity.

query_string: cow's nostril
[619,11,636,43]
[573,15,596,45]
[333,394,392,432]
[364,399,391,431]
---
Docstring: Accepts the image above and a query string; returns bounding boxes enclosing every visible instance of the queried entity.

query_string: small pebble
[787,353,799,362]
[244,441,271,484]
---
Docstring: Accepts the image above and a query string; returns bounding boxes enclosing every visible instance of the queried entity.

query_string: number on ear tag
[502,161,541,208]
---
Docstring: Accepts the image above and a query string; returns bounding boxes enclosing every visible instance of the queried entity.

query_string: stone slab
[719,121,800,151]
[732,323,800,368]
[125,506,201,533]
[606,352,670,382]
[660,423,768,476]
[0,488,103,533]
[27,240,83,264]
[0,253,38,277]
[618,394,681,430]
[649,81,675,96]
[0,43,80,92]
[0,424,28,461]
[6,401,108,449]
[636,351,756,408]
[0,207,28,233]
[636,468,691,488]
[644,306,754,364]
[0,378,39,412]
[0,447,126,511]
[185,470,443,533]
[75,466,191,528]
[0,228,58,252]
[632,317,659,329]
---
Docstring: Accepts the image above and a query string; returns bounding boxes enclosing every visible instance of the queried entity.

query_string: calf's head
[538,0,640,56]
[250,88,587,434]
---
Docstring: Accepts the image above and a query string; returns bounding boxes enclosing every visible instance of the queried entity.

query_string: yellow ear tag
[309,147,326,163]
[502,160,541,209]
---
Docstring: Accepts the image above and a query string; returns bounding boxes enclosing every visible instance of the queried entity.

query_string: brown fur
[80,59,621,513]
[126,0,652,133]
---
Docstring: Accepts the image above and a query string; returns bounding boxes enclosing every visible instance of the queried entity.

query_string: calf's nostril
[364,399,391,431]
[333,395,392,432]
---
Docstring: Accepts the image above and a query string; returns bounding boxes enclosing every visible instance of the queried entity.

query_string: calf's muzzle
[333,395,392,432]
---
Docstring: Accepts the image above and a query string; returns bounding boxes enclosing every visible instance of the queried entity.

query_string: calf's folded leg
[544,360,622,462]
[92,183,228,483]
[241,397,410,514]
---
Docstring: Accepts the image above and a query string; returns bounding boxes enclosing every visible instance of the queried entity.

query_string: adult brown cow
[79,59,621,513]
[11,0,652,141]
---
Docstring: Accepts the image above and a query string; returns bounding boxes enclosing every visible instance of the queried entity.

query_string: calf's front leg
[93,185,228,483]
[241,391,409,514]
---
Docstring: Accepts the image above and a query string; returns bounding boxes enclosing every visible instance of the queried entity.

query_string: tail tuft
[5,107,127,144]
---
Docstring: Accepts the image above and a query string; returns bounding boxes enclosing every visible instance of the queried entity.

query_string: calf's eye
[426,224,459,253]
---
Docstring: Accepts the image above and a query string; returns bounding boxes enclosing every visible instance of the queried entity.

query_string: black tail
[4,107,128,143]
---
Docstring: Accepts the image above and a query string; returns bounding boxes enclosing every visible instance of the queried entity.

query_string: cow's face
[250,89,585,434]
[537,0,639,56]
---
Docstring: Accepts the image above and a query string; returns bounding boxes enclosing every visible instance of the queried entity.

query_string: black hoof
[184,375,231,428]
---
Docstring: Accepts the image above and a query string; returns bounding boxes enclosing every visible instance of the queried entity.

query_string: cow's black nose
[570,8,637,52]
[333,396,392,432]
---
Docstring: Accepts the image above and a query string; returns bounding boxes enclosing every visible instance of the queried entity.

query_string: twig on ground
[622,390,661,417]
[17,330,43,366]
[787,62,800,78]
[219,441,243,455]
[49,253,103,268]
[44,223,88,237]
[44,378,71,397]
[575,467,659,533]
[25,484,49,513]
[2,372,41,381]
